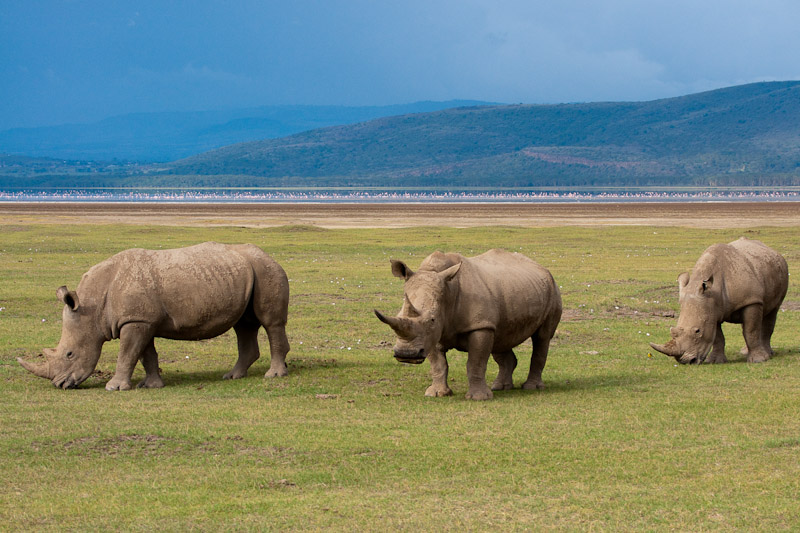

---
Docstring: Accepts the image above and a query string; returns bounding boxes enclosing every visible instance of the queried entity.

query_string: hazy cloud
[1,0,799,128]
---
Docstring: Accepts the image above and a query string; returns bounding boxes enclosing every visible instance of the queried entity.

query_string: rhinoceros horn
[649,339,682,357]
[17,357,54,379]
[374,310,414,336]
[403,295,421,318]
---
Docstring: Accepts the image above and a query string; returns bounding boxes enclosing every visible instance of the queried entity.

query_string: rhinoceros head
[650,273,719,364]
[18,286,105,389]
[374,259,461,364]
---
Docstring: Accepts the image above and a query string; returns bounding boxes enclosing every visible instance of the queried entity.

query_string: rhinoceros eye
[66,351,74,359]
[693,328,701,335]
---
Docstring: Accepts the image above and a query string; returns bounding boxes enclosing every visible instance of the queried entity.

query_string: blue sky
[2,0,799,129]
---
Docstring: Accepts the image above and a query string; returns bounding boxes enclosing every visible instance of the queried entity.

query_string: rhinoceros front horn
[649,340,683,357]
[17,357,54,379]
[374,310,412,335]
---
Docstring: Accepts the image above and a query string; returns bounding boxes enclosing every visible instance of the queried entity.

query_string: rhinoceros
[650,237,788,364]
[18,242,290,390]
[374,249,562,400]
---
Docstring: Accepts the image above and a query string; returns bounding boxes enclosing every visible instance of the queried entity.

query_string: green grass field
[1,222,798,531]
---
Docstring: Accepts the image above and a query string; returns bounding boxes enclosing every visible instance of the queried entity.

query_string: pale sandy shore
[2,202,800,228]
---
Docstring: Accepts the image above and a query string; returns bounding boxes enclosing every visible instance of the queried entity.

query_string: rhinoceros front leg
[741,304,770,363]
[425,346,452,397]
[137,338,164,388]
[465,329,494,401]
[705,323,728,364]
[264,324,290,378]
[491,350,517,391]
[107,323,154,391]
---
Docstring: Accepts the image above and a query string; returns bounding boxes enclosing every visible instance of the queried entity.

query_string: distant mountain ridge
[3,82,800,188]
[162,81,800,187]
[0,100,494,162]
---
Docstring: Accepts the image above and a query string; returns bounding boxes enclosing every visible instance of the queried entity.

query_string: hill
[163,81,800,187]
[0,101,490,162]
[3,82,800,189]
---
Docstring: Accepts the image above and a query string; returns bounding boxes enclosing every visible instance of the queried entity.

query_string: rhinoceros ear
[57,286,80,311]
[439,262,461,282]
[390,260,414,280]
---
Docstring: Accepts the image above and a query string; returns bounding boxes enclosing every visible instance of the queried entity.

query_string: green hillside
[3,81,800,189]
[164,81,800,187]
[0,101,490,163]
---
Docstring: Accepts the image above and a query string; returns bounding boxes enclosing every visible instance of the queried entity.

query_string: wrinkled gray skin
[375,249,562,400]
[18,242,290,390]
[650,237,788,364]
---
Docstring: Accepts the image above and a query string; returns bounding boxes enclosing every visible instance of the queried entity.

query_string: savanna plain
[1,202,799,531]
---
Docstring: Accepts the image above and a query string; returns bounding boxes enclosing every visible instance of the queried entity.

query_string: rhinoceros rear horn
[403,295,421,318]
[649,341,682,357]
[17,357,54,379]
[56,286,79,311]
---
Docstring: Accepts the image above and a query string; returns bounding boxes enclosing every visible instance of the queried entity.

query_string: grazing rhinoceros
[650,237,788,364]
[18,242,290,390]
[374,249,562,400]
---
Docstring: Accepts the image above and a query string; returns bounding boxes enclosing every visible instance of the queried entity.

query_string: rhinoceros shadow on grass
[650,237,789,365]
[18,242,291,391]
[375,249,562,401]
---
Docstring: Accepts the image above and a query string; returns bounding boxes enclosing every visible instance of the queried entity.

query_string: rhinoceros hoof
[706,352,728,364]
[425,384,453,397]
[137,376,165,388]
[265,366,289,378]
[105,378,132,391]
[465,388,493,401]
[223,370,246,380]
[522,380,544,390]
[747,349,770,363]
[491,380,514,391]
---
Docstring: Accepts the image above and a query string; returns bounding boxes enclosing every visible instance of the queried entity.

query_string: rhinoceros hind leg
[264,324,289,378]
[491,350,517,391]
[225,324,261,380]
[741,304,771,363]
[761,308,779,355]
[522,329,552,390]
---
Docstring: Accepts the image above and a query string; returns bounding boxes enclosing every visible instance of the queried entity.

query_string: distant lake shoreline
[1,188,799,203]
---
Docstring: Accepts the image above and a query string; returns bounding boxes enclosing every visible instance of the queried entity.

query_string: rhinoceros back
[727,237,789,312]
[83,242,258,339]
[431,249,561,349]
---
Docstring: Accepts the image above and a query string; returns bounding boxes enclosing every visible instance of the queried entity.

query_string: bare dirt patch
[781,300,800,311]
[2,201,800,228]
